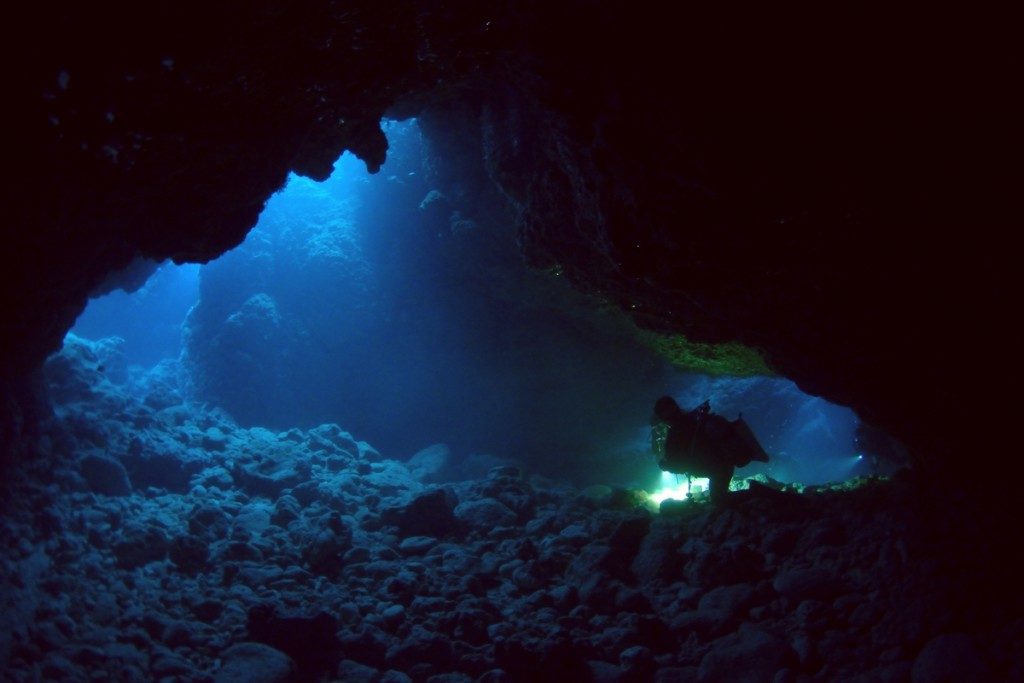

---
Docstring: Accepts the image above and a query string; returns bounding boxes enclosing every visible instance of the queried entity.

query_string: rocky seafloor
[0,336,1020,682]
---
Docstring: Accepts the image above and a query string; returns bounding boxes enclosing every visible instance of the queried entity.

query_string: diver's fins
[730,415,770,466]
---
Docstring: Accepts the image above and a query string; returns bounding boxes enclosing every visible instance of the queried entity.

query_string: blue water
[67,119,881,488]
[73,261,200,368]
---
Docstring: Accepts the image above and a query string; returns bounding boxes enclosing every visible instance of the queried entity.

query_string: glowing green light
[648,471,710,505]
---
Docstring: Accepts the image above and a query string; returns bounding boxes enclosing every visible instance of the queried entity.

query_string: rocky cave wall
[4,3,1009,481]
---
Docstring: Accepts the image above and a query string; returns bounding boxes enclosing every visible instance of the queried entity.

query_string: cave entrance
[65,119,892,500]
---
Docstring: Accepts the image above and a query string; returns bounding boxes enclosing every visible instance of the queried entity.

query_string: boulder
[188,503,232,540]
[684,538,764,588]
[337,659,382,683]
[911,633,989,683]
[234,503,272,536]
[214,642,295,683]
[631,523,686,585]
[168,535,209,574]
[246,605,340,679]
[406,443,451,482]
[698,626,796,683]
[385,625,455,671]
[696,583,757,627]
[772,567,843,602]
[655,666,700,682]
[454,498,518,531]
[300,526,353,575]
[308,423,360,456]
[620,645,654,677]
[78,452,132,496]
[234,463,304,499]
[270,495,301,527]
[381,489,457,538]
[113,524,168,568]
[152,651,198,678]
[121,448,202,492]
[398,536,437,556]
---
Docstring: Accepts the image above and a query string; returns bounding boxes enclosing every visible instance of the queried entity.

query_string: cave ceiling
[3,2,1007,471]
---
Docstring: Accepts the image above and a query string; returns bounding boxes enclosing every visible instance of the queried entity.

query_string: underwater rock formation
[1,334,1019,681]
[2,5,1016,680]
[3,2,1009,482]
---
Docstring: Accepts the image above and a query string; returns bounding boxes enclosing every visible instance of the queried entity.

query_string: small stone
[559,524,590,544]
[424,674,473,683]
[40,655,78,681]
[162,620,196,648]
[192,598,225,622]
[336,659,381,683]
[587,660,623,683]
[399,536,436,555]
[654,666,699,682]
[381,604,406,628]
[698,583,756,622]
[152,652,196,677]
[620,645,654,675]
[772,567,842,602]
[386,625,454,671]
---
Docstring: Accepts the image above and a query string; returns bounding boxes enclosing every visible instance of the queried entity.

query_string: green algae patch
[639,331,772,377]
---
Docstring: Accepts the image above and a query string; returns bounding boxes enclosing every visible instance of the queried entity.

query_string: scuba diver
[853,421,911,476]
[651,395,770,504]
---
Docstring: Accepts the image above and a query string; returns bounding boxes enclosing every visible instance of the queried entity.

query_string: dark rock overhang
[3,2,1009,476]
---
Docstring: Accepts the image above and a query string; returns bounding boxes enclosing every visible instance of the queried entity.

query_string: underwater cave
[1,4,1016,682]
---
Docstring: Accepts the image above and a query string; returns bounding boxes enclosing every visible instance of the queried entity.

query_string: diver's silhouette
[651,396,770,504]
